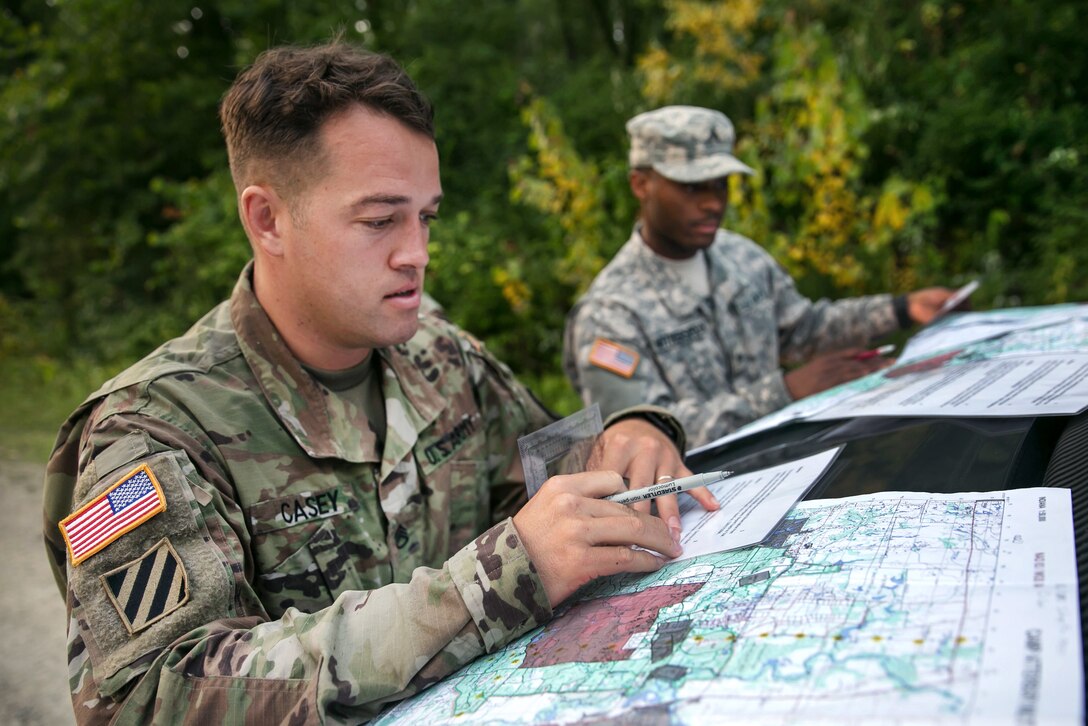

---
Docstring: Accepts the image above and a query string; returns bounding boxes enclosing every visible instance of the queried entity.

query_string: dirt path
[0,458,76,725]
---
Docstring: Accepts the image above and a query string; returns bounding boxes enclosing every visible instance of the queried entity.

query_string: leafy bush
[2,0,1085,421]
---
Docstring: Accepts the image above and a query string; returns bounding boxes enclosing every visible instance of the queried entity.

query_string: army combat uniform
[43,263,568,724]
[564,227,900,448]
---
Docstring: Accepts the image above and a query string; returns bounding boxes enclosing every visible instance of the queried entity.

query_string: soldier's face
[631,170,728,259]
[272,105,442,369]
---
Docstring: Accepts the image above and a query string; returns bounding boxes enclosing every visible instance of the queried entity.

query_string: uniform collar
[373,342,447,481]
[230,262,445,467]
[630,225,716,317]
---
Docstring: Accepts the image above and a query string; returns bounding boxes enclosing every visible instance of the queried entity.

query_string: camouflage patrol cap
[627,105,754,183]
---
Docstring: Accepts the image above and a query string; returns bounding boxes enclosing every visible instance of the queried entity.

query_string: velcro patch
[59,463,167,566]
[100,538,189,634]
[588,338,640,378]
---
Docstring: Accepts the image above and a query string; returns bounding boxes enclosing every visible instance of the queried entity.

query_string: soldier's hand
[592,417,719,539]
[784,348,893,400]
[908,287,958,324]
[512,470,683,608]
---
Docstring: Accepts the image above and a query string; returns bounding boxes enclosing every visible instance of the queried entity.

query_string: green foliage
[819,0,1088,303]
[511,97,619,294]
[734,18,945,297]
[0,0,236,359]
[1027,152,1088,304]
[146,169,251,330]
[1,0,1086,442]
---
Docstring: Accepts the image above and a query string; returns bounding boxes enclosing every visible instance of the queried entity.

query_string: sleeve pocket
[256,518,372,619]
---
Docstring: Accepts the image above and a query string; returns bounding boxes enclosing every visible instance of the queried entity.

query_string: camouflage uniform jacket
[564,227,898,448]
[43,263,557,725]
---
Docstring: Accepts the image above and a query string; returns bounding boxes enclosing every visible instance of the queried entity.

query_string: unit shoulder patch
[100,537,189,634]
[59,463,167,566]
[588,338,640,378]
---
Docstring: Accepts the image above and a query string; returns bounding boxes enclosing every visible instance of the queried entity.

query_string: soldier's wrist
[604,407,687,453]
[451,519,551,651]
[893,294,913,329]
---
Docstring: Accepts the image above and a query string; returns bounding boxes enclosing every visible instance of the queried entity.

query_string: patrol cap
[627,105,754,183]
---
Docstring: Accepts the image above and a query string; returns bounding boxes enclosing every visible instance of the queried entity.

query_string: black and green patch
[100,538,189,634]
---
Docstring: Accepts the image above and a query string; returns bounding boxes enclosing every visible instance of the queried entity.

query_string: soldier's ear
[239,184,289,257]
[629,169,651,202]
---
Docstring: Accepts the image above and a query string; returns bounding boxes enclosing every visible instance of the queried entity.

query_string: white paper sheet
[809,351,1088,421]
[673,447,840,559]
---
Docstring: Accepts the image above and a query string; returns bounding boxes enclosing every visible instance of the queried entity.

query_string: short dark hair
[219,42,434,194]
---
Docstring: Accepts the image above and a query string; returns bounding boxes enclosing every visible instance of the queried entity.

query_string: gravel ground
[0,458,75,726]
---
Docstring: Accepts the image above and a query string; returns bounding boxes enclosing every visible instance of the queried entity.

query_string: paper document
[810,351,1088,421]
[672,447,839,559]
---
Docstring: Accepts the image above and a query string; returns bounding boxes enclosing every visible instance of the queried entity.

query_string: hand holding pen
[512,470,685,607]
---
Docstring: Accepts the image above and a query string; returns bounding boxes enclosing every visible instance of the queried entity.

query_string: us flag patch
[588,338,640,378]
[101,538,189,634]
[59,463,167,566]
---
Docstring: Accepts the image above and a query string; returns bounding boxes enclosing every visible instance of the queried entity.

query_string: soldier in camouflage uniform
[564,105,958,448]
[42,45,708,724]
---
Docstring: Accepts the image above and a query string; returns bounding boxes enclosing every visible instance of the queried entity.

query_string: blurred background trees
[2,0,1086,421]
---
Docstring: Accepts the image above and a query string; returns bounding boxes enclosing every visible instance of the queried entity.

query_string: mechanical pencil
[853,344,896,361]
[605,470,733,505]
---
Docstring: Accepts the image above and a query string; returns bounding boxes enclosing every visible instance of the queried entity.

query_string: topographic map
[377,488,1082,725]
